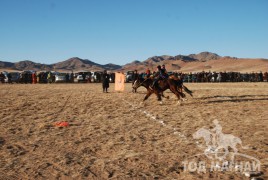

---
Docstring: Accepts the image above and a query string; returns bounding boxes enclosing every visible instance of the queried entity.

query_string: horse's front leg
[143,90,153,101]
[132,87,137,93]
[153,90,163,104]
[132,80,139,93]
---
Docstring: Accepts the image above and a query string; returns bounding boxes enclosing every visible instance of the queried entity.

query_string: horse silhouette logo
[193,120,248,161]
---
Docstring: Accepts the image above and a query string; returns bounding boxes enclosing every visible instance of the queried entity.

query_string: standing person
[146,68,151,78]
[0,72,5,83]
[259,71,263,82]
[47,71,52,84]
[7,73,12,84]
[70,71,74,83]
[82,72,86,82]
[132,70,139,93]
[132,70,139,85]
[65,73,69,83]
[264,72,268,82]
[102,70,110,93]
[88,72,92,83]
[32,72,37,84]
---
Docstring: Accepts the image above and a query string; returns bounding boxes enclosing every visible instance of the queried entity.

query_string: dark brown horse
[133,77,186,104]
[168,75,193,97]
[133,77,170,98]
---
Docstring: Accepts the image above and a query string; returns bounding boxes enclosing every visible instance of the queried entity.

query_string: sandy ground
[0,83,267,179]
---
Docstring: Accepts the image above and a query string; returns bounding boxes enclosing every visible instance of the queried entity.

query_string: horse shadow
[198,95,268,99]
[198,95,268,104]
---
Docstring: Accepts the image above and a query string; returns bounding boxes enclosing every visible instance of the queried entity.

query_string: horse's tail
[183,85,193,97]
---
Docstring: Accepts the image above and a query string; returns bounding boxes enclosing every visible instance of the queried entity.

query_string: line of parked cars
[0,71,21,83]
[0,70,118,83]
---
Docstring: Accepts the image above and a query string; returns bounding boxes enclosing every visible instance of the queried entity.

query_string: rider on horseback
[150,65,168,90]
[161,64,168,74]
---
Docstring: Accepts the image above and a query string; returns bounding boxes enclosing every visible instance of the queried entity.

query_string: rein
[135,78,149,88]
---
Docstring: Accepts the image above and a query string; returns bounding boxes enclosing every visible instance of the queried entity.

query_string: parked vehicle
[55,73,67,83]
[9,72,21,83]
[0,72,8,83]
[91,71,102,82]
[125,71,134,83]
[76,71,91,83]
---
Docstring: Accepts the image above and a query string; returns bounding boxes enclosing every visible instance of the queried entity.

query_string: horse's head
[132,77,145,90]
[133,77,152,90]
[132,79,139,90]
[193,128,211,140]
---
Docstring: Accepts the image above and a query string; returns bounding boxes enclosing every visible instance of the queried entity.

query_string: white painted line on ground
[122,98,191,142]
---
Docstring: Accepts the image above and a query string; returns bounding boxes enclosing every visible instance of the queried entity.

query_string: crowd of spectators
[178,71,267,83]
[138,71,268,83]
[1,70,267,84]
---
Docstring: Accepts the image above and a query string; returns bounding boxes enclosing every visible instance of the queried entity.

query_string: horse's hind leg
[177,87,187,101]
[170,87,183,105]
[161,92,169,99]
[155,91,163,104]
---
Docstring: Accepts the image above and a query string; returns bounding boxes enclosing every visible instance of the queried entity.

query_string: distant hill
[122,52,268,72]
[188,52,221,61]
[1,52,267,72]
[15,60,53,71]
[0,61,14,69]
[52,57,103,71]
[0,57,122,72]
[0,60,52,71]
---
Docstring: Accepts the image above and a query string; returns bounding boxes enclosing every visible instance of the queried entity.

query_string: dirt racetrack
[0,83,267,179]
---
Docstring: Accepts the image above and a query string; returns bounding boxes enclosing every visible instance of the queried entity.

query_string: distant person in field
[264,72,268,82]
[146,68,151,78]
[70,72,74,83]
[0,72,5,83]
[259,71,263,82]
[102,70,110,93]
[65,73,69,83]
[7,73,12,84]
[132,70,139,85]
[47,72,52,83]
[32,72,37,84]
[132,70,139,93]
[82,72,86,82]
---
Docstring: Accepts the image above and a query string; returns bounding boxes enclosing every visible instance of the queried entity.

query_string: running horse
[169,74,193,97]
[133,77,186,104]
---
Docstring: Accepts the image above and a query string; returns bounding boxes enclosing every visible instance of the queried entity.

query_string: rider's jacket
[154,69,168,79]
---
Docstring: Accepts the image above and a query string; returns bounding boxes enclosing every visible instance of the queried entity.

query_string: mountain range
[0,52,267,73]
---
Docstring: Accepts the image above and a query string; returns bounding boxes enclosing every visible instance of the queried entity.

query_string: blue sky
[0,0,267,65]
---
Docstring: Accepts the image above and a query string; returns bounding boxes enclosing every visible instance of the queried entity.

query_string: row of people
[133,70,268,83]
[1,69,268,84]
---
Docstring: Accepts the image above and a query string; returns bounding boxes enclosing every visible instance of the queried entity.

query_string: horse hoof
[159,101,163,105]
[177,101,182,106]
[167,96,170,99]
[182,98,188,101]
